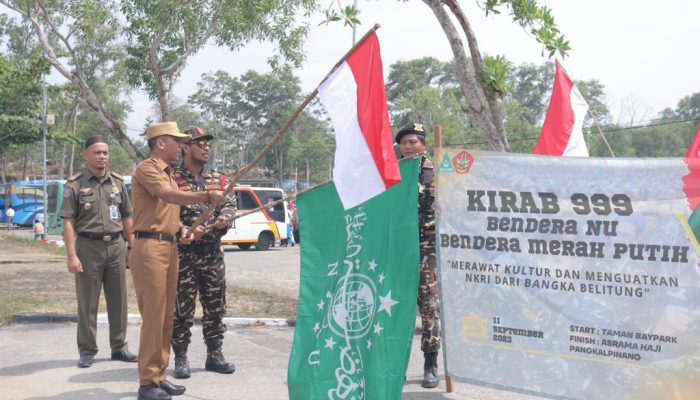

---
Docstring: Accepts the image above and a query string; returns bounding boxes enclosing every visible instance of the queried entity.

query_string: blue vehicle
[0,181,45,227]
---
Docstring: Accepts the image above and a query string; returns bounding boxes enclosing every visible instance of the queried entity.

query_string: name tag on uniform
[109,205,119,220]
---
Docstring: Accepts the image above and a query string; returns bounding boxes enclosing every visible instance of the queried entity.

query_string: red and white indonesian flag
[533,60,590,157]
[318,32,401,209]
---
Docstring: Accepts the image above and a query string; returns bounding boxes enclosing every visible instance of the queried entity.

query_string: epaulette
[110,172,124,180]
[67,172,83,182]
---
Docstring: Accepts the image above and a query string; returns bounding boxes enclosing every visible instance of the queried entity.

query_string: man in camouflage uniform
[396,123,441,389]
[171,127,236,379]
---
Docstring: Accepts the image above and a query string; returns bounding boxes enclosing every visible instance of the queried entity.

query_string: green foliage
[675,93,700,121]
[189,69,330,181]
[0,52,50,147]
[320,1,360,27]
[481,55,512,95]
[482,0,570,58]
[121,0,317,99]
[576,79,609,124]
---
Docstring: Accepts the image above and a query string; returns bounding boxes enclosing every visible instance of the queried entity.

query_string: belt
[78,232,122,242]
[134,231,176,242]
[181,243,221,255]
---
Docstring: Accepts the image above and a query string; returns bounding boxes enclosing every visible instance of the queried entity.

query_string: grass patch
[226,284,297,320]
[1,233,66,256]
[0,237,297,326]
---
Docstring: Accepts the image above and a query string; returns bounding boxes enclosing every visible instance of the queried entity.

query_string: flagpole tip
[373,23,381,30]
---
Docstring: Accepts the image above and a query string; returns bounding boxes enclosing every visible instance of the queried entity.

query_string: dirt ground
[0,235,297,326]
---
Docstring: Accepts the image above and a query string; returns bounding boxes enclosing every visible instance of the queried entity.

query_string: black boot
[172,345,190,379]
[205,339,235,374]
[421,351,439,389]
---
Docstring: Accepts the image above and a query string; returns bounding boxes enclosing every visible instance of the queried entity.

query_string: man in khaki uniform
[61,135,137,368]
[129,121,227,400]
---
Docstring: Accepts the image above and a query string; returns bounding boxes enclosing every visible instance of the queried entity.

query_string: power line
[448,116,700,146]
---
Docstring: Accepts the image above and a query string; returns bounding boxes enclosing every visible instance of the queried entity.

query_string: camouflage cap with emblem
[184,127,214,142]
[395,122,426,144]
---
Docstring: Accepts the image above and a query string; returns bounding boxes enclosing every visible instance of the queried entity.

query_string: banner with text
[437,150,700,400]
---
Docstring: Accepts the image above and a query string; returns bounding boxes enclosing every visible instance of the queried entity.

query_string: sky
[120,0,700,140]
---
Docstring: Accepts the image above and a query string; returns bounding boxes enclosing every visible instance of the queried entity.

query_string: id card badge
[109,205,119,220]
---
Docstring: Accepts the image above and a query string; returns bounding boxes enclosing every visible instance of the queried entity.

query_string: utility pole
[41,81,48,235]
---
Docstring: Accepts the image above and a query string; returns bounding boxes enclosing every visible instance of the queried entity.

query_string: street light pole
[41,80,48,235]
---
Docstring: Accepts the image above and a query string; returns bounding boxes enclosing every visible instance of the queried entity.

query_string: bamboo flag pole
[433,125,455,393]
[675,213,700,257]
[186,23,382,234]
[587,109,616,157]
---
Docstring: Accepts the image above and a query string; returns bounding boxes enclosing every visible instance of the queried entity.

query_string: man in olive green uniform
[129,122,227,400]
[61,135,137,368]
[171,127,235,379]
[395,123,441,389]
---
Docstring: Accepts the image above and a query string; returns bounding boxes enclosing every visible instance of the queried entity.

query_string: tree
[0,0,145,161]
[121,0,316,122]
[331,0,570,151]
[1,0,318,163]
[190,69,325,183]
[675,92,700,122]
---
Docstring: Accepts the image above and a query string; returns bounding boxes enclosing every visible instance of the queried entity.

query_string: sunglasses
[188,140,211,149]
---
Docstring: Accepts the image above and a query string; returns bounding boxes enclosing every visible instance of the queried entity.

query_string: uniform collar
[177,162,211,179]
[150,157,172,174]
[86,168,111,183]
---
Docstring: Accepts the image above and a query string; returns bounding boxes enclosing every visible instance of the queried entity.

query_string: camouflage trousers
[418,251,440,353]
[172,250,227,349]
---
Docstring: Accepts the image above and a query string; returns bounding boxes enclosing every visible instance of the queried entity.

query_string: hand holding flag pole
[185,24,382,236]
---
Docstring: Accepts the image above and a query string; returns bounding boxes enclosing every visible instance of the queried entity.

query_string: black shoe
[111,349,138,362]
[172,352,190,379]
[137,384,171,400]
[421,367,439,388]
[205,350,235,374]
[159,380,186,396]
[78,354,94,368]
[421,351,440,388]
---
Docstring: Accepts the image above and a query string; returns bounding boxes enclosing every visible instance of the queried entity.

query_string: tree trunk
[69,144,75,177]
[422,0,510,151]
[0,152,6,184]
[22,146,29,181]
[59,143,66,179]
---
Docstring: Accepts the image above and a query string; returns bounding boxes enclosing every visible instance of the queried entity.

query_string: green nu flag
[288,158,420,400]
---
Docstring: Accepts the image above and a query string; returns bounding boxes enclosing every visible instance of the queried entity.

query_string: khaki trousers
[129,238,179,386]
[75,236,128,355]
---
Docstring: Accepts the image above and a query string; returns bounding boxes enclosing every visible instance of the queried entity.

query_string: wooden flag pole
[433,125,454,393]
[186,23,382,234]
[587,109,616,157]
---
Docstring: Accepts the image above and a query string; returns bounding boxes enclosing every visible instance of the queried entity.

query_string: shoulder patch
[110,172,124,180]
[67,172,83,182]
[422,157,434,169]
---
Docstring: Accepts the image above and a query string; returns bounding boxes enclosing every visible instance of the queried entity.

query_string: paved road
[1,231,546,399]
[223,244,301,299]
[0,323,541,400]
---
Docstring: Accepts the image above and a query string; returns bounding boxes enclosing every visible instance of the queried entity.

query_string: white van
[221,186,288,251]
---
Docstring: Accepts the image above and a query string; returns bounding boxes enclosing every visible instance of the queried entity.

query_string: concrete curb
[12,312,295,327]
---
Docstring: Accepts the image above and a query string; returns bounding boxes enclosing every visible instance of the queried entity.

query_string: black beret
[84,135,108,149]
[394,123,426,144]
